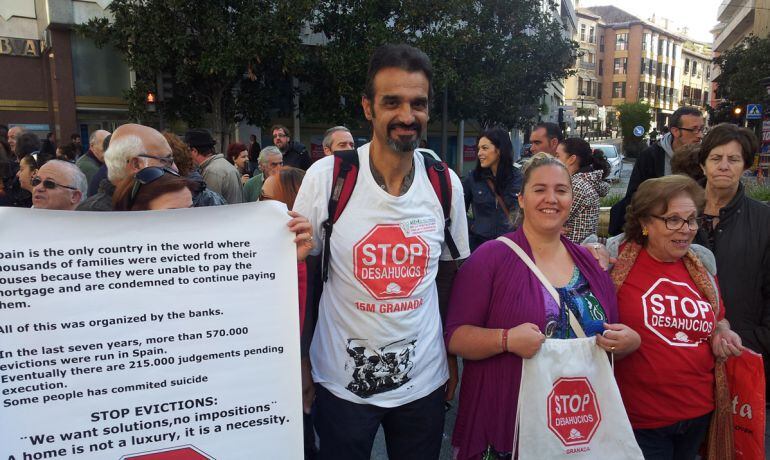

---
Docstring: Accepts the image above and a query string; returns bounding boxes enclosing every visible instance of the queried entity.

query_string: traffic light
[146,91,156,112]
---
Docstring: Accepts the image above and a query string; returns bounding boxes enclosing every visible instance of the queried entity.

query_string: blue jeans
[633,412,712,460]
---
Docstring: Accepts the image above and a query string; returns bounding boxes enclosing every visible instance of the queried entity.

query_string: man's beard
[386,122,421,153]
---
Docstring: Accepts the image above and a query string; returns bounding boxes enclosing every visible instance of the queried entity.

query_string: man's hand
[445,354,459,401]
[288,211,313,261]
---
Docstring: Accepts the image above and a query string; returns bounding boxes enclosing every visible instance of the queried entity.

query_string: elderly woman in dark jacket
[693,123,770,396]
[462,127,523,251]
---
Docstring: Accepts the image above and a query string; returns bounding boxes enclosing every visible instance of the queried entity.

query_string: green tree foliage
[713,35,770,107]
[77,0,314,147]
[617,102,651,158]
[304,0,577,129]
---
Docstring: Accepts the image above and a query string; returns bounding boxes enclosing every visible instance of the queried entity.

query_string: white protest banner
[0,202,302,460]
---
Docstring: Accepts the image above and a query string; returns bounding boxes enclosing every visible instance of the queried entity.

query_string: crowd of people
[1,43,769,460]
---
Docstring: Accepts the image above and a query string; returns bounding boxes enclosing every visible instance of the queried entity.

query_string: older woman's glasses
[651,215,702,231]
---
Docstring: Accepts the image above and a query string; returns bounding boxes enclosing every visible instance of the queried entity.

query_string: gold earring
[642,228,649,236]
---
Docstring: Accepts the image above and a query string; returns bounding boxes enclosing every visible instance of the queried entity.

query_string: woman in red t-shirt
[607,175,743,459]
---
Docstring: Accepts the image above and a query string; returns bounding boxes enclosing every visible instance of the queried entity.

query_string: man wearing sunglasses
[79,124,176,211]
[609,106,706,235]
[31,160,87,210]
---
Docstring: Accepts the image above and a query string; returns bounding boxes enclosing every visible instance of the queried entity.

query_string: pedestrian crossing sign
[747,104,763,120]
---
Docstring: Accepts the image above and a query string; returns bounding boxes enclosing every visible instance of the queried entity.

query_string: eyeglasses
[272,133,288,139]
[136,153,175,167]
[268,161,284,168]
[676,126,707,134]
[651,215,702,231]
[128,167,180,209]
[31,176,77,191]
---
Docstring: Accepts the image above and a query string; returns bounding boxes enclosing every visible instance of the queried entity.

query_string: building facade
[680,42,712,108]
[0,0,131,144]
[710,0,770,106]
[540,0,578,125]
[565,9,603,136]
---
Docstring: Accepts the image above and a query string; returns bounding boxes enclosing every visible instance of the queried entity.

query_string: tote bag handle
[496,236,586,338]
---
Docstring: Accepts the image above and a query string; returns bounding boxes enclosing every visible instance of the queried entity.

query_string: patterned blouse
[564,170,610,244]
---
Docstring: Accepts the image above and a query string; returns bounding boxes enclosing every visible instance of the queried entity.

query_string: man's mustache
[388,123,421,133]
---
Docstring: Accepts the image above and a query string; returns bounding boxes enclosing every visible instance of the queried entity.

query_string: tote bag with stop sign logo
[514,337,643,459]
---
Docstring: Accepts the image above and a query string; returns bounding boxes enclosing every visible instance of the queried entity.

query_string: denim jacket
[462,167,522,240]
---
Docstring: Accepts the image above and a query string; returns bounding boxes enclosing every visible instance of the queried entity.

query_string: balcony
[578,61,596,70]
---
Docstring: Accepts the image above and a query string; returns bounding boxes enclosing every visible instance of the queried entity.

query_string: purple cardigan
[444,228,618,459]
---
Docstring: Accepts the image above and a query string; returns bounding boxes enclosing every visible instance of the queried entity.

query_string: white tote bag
[494,237,642,459]
[514,337,643,459]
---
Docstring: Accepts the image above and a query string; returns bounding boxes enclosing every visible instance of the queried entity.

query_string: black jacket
[609,141,667,235]
[693,184,770,393]
[281,141,311,170]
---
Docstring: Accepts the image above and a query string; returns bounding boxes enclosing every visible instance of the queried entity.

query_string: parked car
[591,143,622,182]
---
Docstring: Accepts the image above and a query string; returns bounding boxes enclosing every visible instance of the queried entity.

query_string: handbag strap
[485,178,514,224]
[497,236,586,338]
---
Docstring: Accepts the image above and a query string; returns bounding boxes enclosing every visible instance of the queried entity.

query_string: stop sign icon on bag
[354,224,429,300]
[547,377,602,446]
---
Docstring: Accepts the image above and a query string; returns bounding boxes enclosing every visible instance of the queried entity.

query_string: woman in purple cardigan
[445,154,640,460]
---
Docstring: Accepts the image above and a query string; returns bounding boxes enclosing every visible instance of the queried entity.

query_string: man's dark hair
[669,106,702,129]
[0,125,9,141]
[534,122,564,142]
[698,122,758,170]
[364,44,433,102]
[15,132,41,158]
[103,134,112,152]
[71,133,81,141]
[271,124,290,137]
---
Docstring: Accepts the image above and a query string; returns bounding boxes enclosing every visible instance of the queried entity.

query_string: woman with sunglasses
[607,175,742,459]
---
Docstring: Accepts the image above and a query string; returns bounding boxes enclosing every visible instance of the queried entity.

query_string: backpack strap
[321,150,359,282]
[420,151,461,260]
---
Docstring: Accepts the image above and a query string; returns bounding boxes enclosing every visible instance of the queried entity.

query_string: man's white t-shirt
[294,143,470,407]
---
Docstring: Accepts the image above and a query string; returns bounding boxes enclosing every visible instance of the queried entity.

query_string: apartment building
[577,6,688,129]
[680,42,712,108]
[565,9,603,135]
[711,0,770,106]
[540,0,578,125]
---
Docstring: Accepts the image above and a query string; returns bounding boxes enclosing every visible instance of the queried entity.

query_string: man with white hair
[243,146,283,202]
[76,129,110,185]
[322,126,355,156]
[31,160,87,210]
[8,126,25,154]
[78,124,174,211]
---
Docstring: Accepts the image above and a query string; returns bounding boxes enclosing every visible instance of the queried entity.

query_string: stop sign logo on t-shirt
[547,377,602,446]
[353,224,430,300]
[641,278,716,347]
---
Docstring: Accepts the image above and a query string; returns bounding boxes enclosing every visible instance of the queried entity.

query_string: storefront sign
[0,37,42,58]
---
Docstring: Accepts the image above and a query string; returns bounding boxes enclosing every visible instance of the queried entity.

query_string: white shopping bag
[514,337,643,459]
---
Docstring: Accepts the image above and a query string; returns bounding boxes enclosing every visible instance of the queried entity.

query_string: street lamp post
[579,91,586,139]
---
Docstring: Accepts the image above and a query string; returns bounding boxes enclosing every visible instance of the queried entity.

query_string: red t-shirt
[614,248,723,429]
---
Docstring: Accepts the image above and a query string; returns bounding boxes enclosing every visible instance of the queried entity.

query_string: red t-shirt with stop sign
[614,248,723,429]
